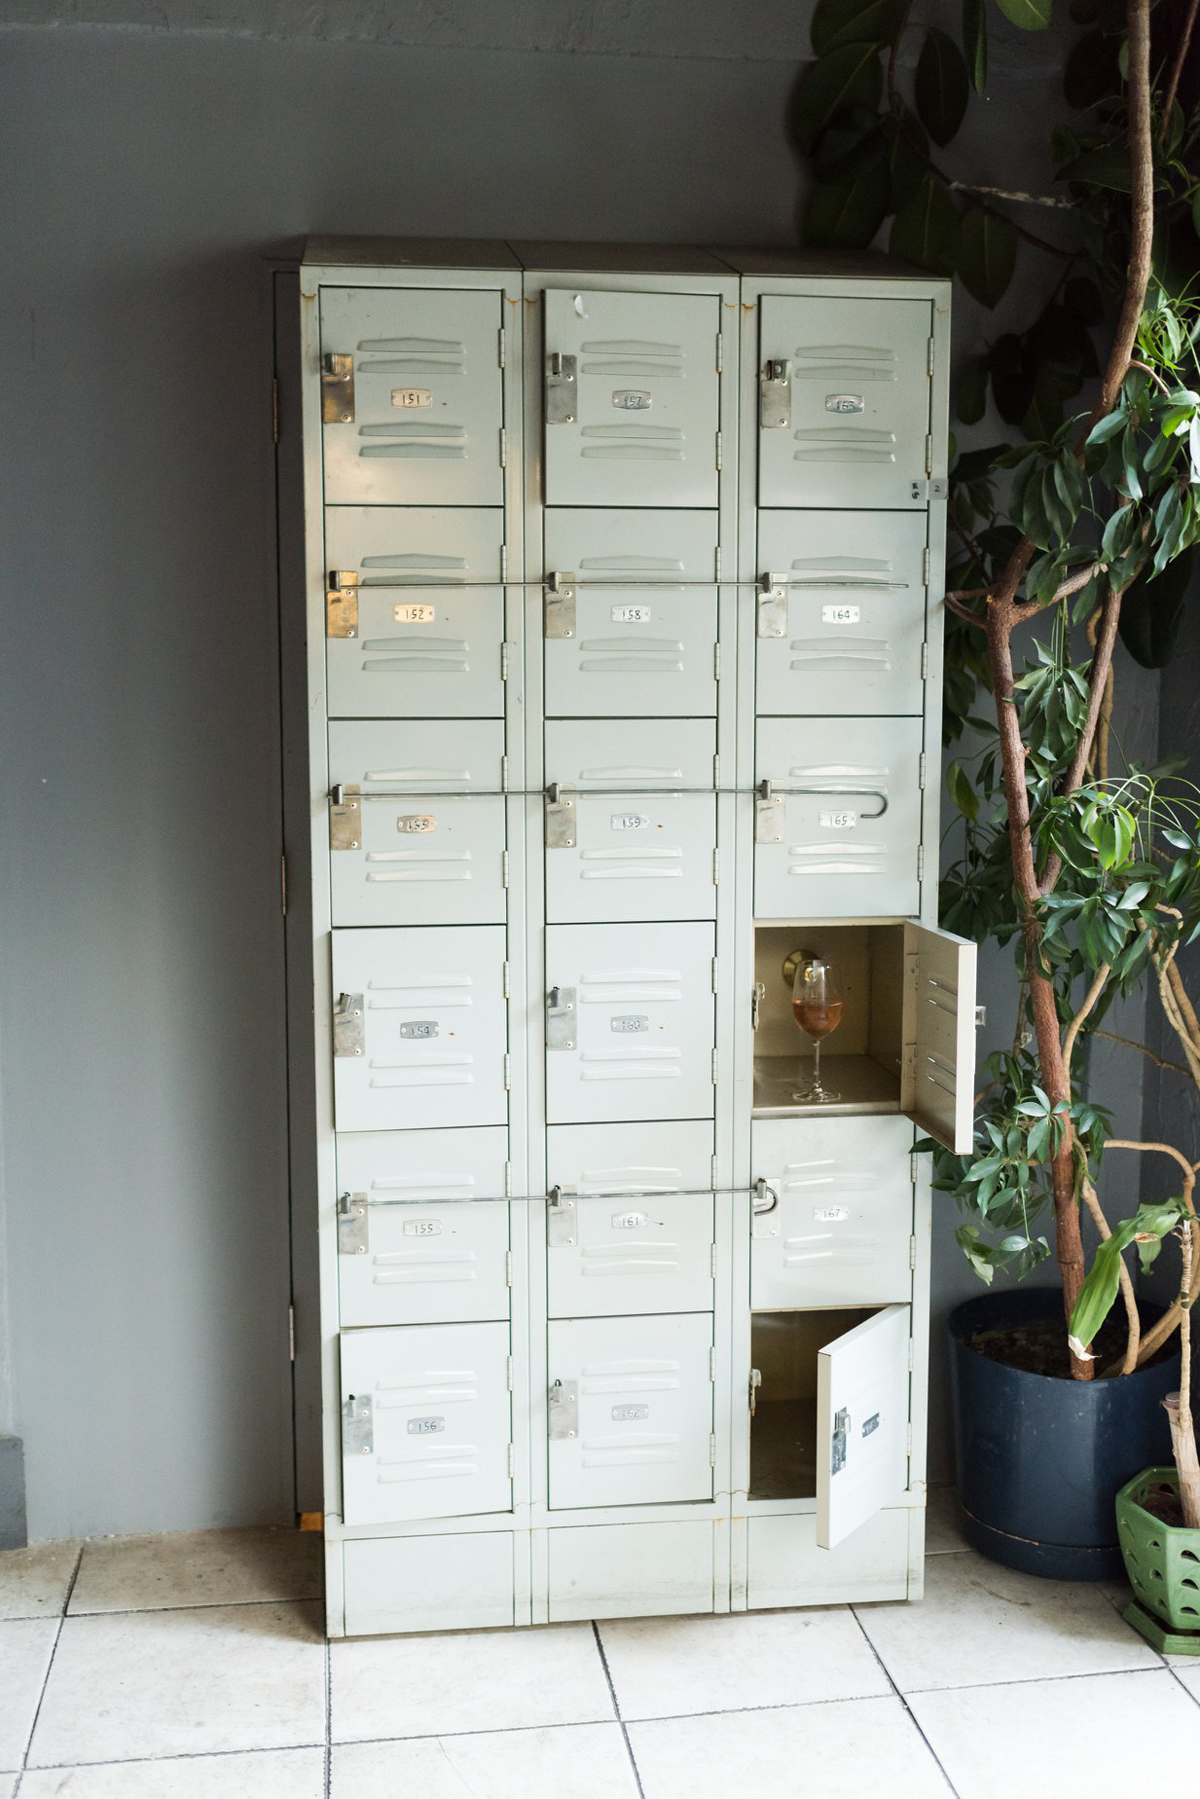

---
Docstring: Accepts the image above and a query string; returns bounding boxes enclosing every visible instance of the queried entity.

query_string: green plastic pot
[1115,1467,1200,1652]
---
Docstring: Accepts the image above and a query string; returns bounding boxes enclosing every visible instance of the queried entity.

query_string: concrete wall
[0,4,1098,1536]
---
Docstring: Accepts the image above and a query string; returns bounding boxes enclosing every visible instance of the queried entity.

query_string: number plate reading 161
[611,1015,649,1034]
[819,810,857,830]
[611,1211,648,1230]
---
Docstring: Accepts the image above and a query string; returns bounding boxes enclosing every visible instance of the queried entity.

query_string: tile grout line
[59,1590,326,1621]
[592,1621,647,1799]
[848,1607,961,1799]
[12,1542,85,1794]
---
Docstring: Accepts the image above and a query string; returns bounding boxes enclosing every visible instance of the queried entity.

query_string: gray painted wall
[0,6,1097,1537]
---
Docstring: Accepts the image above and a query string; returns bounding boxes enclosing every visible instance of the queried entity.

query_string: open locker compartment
[748,1304,910,1548]
[751,919,976,1153]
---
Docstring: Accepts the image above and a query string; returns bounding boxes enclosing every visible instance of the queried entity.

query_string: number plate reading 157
[611,1015,649,1034]
[394,603,435,624]
[819,810,857,830]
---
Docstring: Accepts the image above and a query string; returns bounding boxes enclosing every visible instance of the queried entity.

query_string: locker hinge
[712,753,720,788]
[503,1052,512,1089]
[917,844,925,881]
[502,960,511,1000]
[709,1345,717,1380]
[501,850,510,889]
[918,752,927,791]
[288,1304,295,1363]
[751,981,765,1030]
[714,544,722,582]
[715,331,723,373]
[715,430,723,472]
[337,1190,369,1256]
[927,336,936,376]
[910,1149,920,1186]
[924,432,934,475]
[711,1241,718,1277]
[271,377,279,444]
[711,1048,719,1085]
[909,1234,918,1271]
[504,1160,513,1198]
[500,543,508,582]
[908,1338,916,1372]
[505,1250,513,1288]
[507,1355,515,1392]
[713,641,721,681]
[922,546,931,587]
[920,641,930,681]
[711,956,719,994]
[501,754,510,793]
[507,1442,515,1477]
[499,427,507,468]
[500,641,510,681]
[498,325,506,369]
[710,1432,718,1466]
[711,1153,719,1189]
[280,852,287,915]
[712,847,720,886]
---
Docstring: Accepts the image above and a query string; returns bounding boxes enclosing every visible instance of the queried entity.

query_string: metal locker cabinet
[755,511,928,718]
[902,921,978,1155]
[757,295,932,511]
[816,1304,910,1548]
[543,289,721,508]
[545,1119,715,1196]
[547,1312,715,1509]
[542,509,718,718]
[331,925,508,1132]
[336,1127,510,1328]
[543,718,717,925]
[327,720,506,928]
[344,1533,515,1636]
[340,1321,512,1527]
[544,921,716,1125]
[754,716,923,919]
[320,287,504,507]
[750,1116,915,1309]
[323,508,505,720]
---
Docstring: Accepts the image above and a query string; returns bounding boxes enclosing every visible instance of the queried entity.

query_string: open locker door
[816,1304,909,1549]
[901,921,977,1154]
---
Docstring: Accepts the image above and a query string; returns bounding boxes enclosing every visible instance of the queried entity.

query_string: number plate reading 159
[611,813,649,831]
[819,810,857,830]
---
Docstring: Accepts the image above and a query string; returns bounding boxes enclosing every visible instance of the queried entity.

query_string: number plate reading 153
[819,810,857,830]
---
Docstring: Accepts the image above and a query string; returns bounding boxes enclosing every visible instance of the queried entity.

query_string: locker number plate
[825,393,864,413]
[611,1015,649,1033]
[394,603,436,623]
[399,1020,439,1039]
[407,1416,446,1434]
[612,389,651,410]
[611,813,650,831]
[403,1219,442,1237]
[611,1211,648,1230]
[611,605,651,623]
[391,388,431,407]
[821,604,860,624]
[612,1403,650,1421]
[813,1204,850,1223]
[397,814,437,834]
[819,810,857,829]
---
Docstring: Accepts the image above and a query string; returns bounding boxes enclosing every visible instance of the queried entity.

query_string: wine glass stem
[813,1038,821,1093]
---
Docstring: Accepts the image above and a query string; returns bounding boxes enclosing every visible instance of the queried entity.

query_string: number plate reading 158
[819,810,857,830]
[611,605,651,623]
[394,603,435,624]
[611,1014,649,1033]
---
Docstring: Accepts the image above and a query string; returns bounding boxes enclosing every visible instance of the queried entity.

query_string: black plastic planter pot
[948,1288,1180,1580]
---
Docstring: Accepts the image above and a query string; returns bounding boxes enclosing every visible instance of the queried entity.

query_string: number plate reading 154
[819,810,857,830]
[394,603,435,624]
[611,1015,649,1034]
[398,1020,439,1040]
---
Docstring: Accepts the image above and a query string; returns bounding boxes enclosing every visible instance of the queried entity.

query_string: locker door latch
[545,352,578,425]
[342,1394,373,1456]
[749,1368,762,1417]
[548,1378,578,1439]
[547,1186,578,1247]
[322,353,355,424]
[329,785,361,851]
[546,986,577,1050]
[755,781,785,845]
[757,573,788,638]
[337,1191,369,1255]
[545,784,577,848]
[760,359,791,429]
[752,1179,780,1240]
[326,569,359,639]
[831,1406,850,1475]
[333,993,365,1057]
[544,572,577,640]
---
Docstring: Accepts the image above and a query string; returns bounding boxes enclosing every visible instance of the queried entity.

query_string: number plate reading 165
[611,1015,649,1034]
[819,810,857,830]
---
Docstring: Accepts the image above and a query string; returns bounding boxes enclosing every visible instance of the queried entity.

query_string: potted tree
[791,0,1200,1578]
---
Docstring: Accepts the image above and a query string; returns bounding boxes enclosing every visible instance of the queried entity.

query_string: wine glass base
[791,1086,841,1105]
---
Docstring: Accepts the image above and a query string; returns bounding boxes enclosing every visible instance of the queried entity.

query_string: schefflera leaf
[957,207,1018,308]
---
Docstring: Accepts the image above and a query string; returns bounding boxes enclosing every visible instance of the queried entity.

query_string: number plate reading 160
[611,1015,649,1034]
[819,810,857,830]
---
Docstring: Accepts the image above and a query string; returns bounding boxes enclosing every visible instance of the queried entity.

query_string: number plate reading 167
[819,810,857,830]
[611,1015,649,1034]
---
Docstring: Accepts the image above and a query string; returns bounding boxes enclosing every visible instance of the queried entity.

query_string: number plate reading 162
[611,1015,649,1034]
[819,810,857,830]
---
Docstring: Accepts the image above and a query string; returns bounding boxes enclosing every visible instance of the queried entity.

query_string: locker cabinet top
[303,235,522,270]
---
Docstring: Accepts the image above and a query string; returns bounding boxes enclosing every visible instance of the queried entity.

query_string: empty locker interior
[285,238,973,1638]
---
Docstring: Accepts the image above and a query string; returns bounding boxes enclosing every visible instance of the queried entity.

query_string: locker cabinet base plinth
[744,1509,913,1611]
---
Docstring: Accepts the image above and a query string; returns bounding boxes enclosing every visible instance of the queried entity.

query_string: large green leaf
[915,27,970,146]
[956,354,989,424]
[957,206,1018,308]
[881,112,929,208]
[789,44,884,152]
[1068,1202,1184,1358]
[962,0,988,92]
[805,133,892,248]
[889,175,961,276]
[996,0,1052,27]
[1058,145,1132,192]
[811,0,907,54]
[1118,551,1194,668]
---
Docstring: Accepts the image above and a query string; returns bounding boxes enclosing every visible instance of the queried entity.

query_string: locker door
[816,1304,910,1549]
[754,717,922,919]
[750,1117,914,1309]
[547,1124,715,1317]
[544,719,717,925]
[340,1322,512,1526]
[543,289,721,508]
[336,1127,510,1328]
[320,287,504,507]
[548,1314,714,1509]
[328,720,506,928]
[901,922,977,1154]
[758,296,932,511]
[324,508,504,720]
[755,511,927,717]
[542,509,718,718]
[331,926,507,1132]
[544,922,715,1125]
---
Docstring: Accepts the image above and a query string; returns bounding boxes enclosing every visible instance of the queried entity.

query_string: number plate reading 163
[819,810,857,830]
[611,1015,649,1034]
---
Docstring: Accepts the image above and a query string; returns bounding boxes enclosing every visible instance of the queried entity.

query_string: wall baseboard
[0,1438,27,1550]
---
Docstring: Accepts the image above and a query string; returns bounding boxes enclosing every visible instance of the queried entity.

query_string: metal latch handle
[749,1368,762,1417]
[753,1179,779,1216]
[756,778,889,820]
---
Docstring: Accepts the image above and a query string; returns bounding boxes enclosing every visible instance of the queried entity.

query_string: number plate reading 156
[407,1416,445,1435]
[394,603,435,624]
[819,810,857,830]
[611,1015,649,1034]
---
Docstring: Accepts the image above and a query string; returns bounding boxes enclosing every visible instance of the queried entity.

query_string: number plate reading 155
[611,1015,649,1034]
[819,810,857,830]
[397,814,436,834]
[403,1219,442,1237]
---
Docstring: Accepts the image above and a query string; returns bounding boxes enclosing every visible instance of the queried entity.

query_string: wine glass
[791,957,843,1103]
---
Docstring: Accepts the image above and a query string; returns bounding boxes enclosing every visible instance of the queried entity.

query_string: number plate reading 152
[819,810,857,830]
[394,603,435,624]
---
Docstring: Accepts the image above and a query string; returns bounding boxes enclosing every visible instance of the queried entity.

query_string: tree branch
[1161,0,1200,130]
[1127,357,1175,397]
[1092,1028,1191,1076]
[1064,963,1111,1086]
[945,592,988,626]
[947,181,1074,209]
[1092,2,1156,425]
[1039,581,1124,896]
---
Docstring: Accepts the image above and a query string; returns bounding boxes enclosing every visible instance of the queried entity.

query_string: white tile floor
[0,1493,1197,1797]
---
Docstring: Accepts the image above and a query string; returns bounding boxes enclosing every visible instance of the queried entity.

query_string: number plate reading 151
[611,1015,649,1034]
[394,603,435,624]
[819,810,857,830]
[391,388,432,408]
